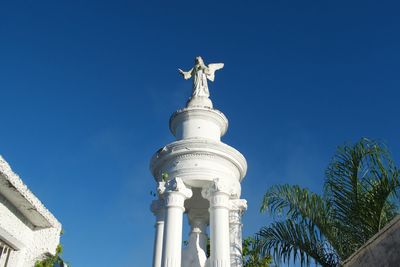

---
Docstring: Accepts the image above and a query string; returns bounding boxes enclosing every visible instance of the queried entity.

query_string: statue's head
[195,56,204,65]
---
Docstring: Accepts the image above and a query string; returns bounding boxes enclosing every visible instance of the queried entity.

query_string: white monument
[150,56,247,267]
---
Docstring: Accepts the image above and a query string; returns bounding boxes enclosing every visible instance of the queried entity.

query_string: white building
[150,57,247,267]
[0,156,62,267]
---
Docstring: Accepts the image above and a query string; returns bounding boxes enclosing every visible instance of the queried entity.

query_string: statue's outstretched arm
[178,68,193,80]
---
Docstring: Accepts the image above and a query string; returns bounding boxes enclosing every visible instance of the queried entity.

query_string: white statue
[179,56,224,98]
[181,229,208,267]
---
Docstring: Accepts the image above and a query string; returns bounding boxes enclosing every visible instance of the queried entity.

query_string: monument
[150,56,248,267]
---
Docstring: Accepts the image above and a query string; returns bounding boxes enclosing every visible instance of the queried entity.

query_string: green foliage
[258,138,400,266]
[242,237,272,267]
[162,172,169,182]
[35,244,68,267]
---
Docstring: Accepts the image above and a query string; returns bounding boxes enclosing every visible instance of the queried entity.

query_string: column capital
[229,199,247,226]
[157,181,166,196]
[165,177,192,198]
[163,178,193,209]
[201,178,241,200]
[230,199,247,212]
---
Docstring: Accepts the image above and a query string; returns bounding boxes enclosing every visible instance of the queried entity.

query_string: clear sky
[1,0,399,266]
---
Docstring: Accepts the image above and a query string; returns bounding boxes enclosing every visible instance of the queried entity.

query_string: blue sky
[1,0,399,266]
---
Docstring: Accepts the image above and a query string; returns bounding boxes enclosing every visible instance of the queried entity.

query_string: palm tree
[257,138,399,266]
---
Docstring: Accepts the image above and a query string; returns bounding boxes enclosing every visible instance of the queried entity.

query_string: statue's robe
[192,65,210,98]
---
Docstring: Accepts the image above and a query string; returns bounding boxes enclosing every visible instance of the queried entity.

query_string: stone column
[202,179,240,267]
[151,198,165,267]
[161,178,193,267]
[230,199,247,267]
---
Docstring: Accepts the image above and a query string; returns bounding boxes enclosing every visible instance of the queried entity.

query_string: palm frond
[260,184,337,245]
[324,138,400,258]
[258,219,339,267]
[360,167,399,233]
[257,138,400,266]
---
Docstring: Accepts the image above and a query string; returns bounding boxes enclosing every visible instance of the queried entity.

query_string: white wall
[0,193,61,267]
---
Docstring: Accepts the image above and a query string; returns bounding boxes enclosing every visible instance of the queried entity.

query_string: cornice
[150,139,247,182]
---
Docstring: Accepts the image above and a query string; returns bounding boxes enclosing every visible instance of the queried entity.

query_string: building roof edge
[0,155,61,230]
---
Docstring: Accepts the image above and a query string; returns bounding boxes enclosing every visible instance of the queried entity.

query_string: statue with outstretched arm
[179,56,224,98]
